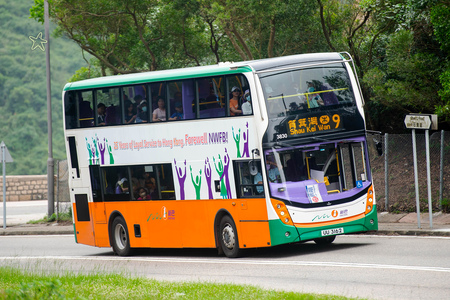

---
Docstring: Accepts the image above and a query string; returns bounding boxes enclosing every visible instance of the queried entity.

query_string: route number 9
[332,114,340,128]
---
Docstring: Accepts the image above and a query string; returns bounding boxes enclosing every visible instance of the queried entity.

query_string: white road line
[1,256,449,273]
[0,235,73,238]
[1,234,449,239]
[354,234,450,240]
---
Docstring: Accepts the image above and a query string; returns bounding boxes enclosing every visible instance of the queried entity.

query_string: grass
[28,208,73,225]
[0,267,355,300]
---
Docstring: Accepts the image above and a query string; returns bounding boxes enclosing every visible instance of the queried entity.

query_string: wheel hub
[115,223,127,250]
[222,224,235,249]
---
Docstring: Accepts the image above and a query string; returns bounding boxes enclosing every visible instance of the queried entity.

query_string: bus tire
[314,235,336,245]
[219,215,241,258]
[111,216,132,256]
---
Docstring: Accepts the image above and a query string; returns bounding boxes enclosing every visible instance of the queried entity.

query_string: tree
[361,0,446,130]
[188,0,322,60]
[427,1,450,121]
[29,0,450,131]
[31,0,325,75]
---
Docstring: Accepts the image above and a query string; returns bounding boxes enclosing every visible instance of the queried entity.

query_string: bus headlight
[271,199,294,226]
[365,186,375,215]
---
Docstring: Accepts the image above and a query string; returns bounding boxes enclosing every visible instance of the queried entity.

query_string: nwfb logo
[85,135,114,165]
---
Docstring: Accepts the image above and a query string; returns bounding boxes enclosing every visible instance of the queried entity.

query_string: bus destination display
[287,114,342,136]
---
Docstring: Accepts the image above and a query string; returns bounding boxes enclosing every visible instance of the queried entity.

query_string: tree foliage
[20,0,450,136]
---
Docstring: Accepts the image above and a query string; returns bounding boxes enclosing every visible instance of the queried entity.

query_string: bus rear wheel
[219,216,241,258]
[314,235,336,245]
[111,216,132,256]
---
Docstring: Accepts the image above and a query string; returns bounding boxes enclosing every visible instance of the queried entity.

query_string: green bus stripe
[64,66,253,91]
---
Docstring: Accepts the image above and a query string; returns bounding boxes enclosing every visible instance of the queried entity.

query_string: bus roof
[239,52,344,72]
[64,52,345,91]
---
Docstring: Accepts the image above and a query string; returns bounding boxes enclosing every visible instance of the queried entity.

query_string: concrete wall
[0,175,48,201]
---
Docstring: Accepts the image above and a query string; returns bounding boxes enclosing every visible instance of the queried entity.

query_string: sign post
[1,141,13,229]
[404,114,437,228]
[411,129,421,228]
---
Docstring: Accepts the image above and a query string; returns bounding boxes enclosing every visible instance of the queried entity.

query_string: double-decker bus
[63,52,377,257]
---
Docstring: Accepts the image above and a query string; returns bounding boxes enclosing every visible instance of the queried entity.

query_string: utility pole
[45,0,54,217]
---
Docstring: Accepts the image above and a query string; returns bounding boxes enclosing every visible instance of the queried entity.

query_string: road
[0,234,449,299]
[0,200,47,226]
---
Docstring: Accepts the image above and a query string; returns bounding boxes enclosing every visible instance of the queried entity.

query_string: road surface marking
[1,256,449,273]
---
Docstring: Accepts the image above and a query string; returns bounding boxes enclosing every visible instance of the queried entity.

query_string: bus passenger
[134,94,144,107]
[115,178,129,194]
[153,97,167,121]
[124,100,137,124]
[137,187,151,200]
[97,103,106,125]
[229,86,242,116]
[241,89,252,115]
[169,102,183,120]
[289,102,299,113]
[306,82,324,108]
[136,100,148,123]
[145,176,158,199]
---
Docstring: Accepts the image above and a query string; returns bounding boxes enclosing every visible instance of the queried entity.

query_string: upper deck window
[259,63,365,144]
[260,63,356,119]
[64,74,252,130]
[97,88,121,126]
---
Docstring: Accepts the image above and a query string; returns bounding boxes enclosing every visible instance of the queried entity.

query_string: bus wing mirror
[249,148,260,176]
[249,161,258,176]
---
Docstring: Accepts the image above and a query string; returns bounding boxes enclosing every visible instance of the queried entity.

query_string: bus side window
[226,75,250,117]
[131,164,175,200]
[233,161,264,198]
[78,91,94,128]
[198,77,226,119]
[65,92,78,129]
[97,88,121,125]
[149,82,166,122]
[102,166,131,201]
[155,164,175,200]
[122,85,147,125]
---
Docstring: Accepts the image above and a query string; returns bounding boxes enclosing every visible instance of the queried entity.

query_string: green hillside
[0,0,87,174]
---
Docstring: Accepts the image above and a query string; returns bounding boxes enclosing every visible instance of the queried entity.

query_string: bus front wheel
[111,216,132,256]
[314,235,336,245]
[219,215,241,258]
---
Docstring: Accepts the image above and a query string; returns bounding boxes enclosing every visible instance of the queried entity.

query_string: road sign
[0,141,13,163]
[404,114,432,130]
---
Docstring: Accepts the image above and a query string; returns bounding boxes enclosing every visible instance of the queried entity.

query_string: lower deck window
[90,163,175,202]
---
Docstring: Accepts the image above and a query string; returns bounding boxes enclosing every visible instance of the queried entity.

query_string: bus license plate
[321,228,344,236]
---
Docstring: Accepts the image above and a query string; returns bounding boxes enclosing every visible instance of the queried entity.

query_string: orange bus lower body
[72,198,271,250]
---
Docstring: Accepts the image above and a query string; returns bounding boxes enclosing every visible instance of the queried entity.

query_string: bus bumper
[297,205,378,242]
[268,219,301,246]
